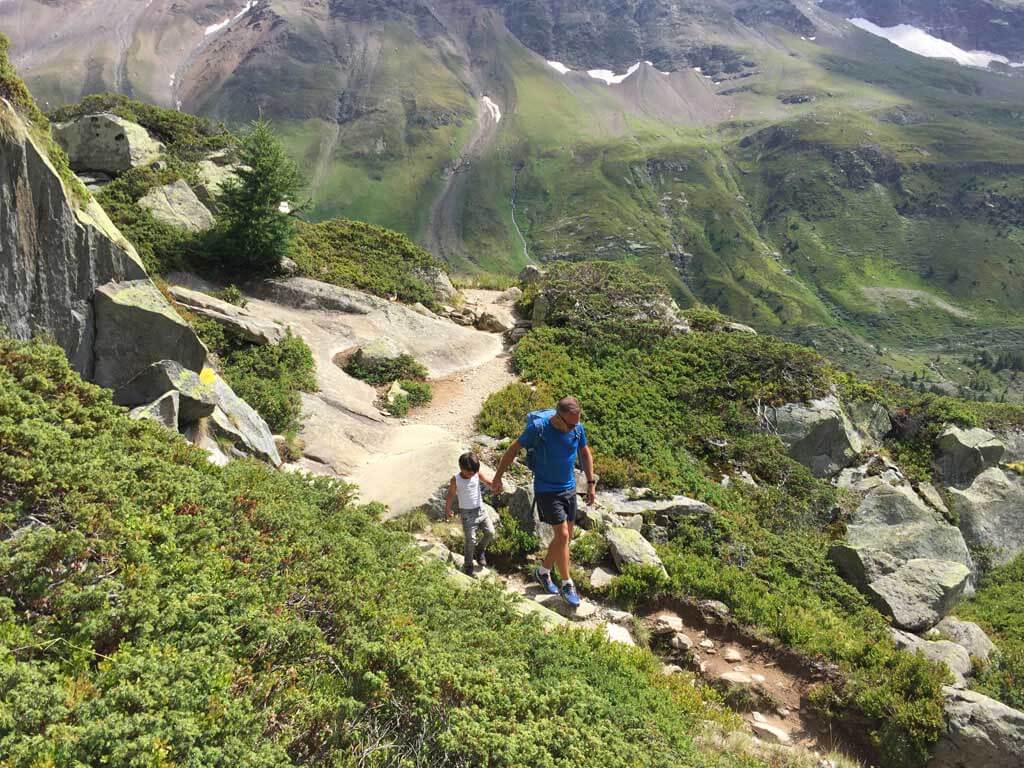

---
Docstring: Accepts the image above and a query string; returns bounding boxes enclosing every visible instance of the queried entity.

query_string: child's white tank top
[454,473,482,509]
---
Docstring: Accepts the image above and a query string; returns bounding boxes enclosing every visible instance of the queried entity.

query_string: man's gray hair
[556,396,581,415]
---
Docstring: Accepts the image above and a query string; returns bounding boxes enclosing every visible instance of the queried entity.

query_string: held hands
[492,477,504,496]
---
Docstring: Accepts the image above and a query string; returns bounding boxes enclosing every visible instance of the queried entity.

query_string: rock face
[93,280,208,391]
[194,157,242,208]
[253,277,372,315]
[411,266,457,303]
[0,100,148,378]
[948,468,1024,567]
[129,390,180,430]
[114,360,218,422]
[169,285,286,345]
[207,374,282,465]
[769,395,882,477]
[831,484,974,630]
[53,113,164,175]
[935,426,1005,485]
[137,179,215,232]
[930,687,1024,768]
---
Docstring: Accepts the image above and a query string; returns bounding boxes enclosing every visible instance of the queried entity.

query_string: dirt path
[410,351,516,440]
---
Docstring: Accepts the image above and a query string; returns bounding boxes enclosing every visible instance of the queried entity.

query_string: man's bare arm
[580,445,596,505]
[491,439,522,495]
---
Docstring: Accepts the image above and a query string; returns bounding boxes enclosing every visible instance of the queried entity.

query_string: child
[444,452,496,576]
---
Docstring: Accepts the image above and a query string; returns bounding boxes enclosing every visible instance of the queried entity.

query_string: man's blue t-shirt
[518,409,587,493]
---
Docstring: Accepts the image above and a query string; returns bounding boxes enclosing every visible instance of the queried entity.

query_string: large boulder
[602,494,714,529]
[831,484,974,629]
[891,630,972,686]
[352,338,404,367]
[53,113,164,175]
[769,395,869,477]
[509,485,538,534]
[948,468,1024,567]
[935,425,1005,485]
[0,100,148,379]
[93,280,208,391]
[114,360,218,422]
[253,277,372,314]
[194,158,242,208]
[935,617,997,664]
[137,180,215,233]
[606,527,666,575]
[868,559,971,632]
[930,687,1024,768]
[168,285,286,345]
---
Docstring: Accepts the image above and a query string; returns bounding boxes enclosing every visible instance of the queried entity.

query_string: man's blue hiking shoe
[560,581,581,608]
[534,567,558,595]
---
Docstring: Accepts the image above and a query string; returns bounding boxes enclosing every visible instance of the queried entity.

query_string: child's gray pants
[460,507,495,568]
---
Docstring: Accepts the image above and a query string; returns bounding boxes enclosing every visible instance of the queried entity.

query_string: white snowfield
[205,0,256,36]
[850,17,1024,69]
[481,96,502,123]
[547,60,671,83]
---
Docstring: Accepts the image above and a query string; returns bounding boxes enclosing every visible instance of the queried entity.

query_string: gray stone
[769,395,866,478]
[253,277,372,314]
[509,485,538,534]
[936,425,1005,485]
[498,286,523,302]
[535,592,598,620]
[623,514,644,532]
[606,527,666,574]
[868,559,971,632]
[531,293,550,325]
[590,567,616,590]
[169,285,286,345]
[919,482,951,518]
[936,617,997,663]
[519,265,545,284]
[650,613,685,635]
[724,321,757,334]
[411,266,457,303]
[829,545,902,593]
[605,622,635,645]
[930,686,1024,768]
[720,671,753,686]
[948,468,1024,567]
[671,633,695,651]
[892,629,973,686]
[475,311,511,333]
[128,390,180,430]
[0,101,148,380]
[848,400,892,445]
[53,113,164,174]
[93,280,208,391]
[751,722,791,745]
[723,647,744,663]
[137,180,215,232]
[607,609,633,624]
[602,493,714,530]
[114,360,218,422]
[353,338,404,367]
[194,158,242,207]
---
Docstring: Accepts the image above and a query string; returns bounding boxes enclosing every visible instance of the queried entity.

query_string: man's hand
[492,477,504,496]
[586,483,597,506]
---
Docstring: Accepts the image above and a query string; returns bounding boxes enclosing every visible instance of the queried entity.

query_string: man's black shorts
[536,490,578,525]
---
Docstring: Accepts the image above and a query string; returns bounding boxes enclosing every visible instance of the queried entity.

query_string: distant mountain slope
[4,0,1024,392]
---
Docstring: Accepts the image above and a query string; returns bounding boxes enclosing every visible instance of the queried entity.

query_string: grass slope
[0,336,768,767]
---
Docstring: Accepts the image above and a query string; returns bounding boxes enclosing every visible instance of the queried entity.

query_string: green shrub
[571,530,610,567]
[487,509,541,561]
[295,219,448,307]
[399,379,432,407]
[193,320,316,434]
[343,351,427,386]
[211,119,302,275]
[607,565,672,609]
[475,381,555,437]
[216,285,248,308]
[0,336,756,767]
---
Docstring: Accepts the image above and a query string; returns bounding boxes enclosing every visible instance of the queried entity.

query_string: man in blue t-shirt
[492,396,596,607]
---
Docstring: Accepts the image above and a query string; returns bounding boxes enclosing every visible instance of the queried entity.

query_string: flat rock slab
[605,623,635,645]
[535,593,599,620]
[138,179,215,232]
[931,686,1024,768]
[891,629,972,686]
[867,558,971,632]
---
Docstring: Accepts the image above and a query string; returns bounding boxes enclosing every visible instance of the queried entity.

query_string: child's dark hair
[458,452,480,472]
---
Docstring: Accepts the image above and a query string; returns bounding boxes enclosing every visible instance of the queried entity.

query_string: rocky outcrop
[137,179,215,232]
[831,484,973,630]
[169,285,286,345]
[769,395,886,478]
[930,687,1024,768]
[0,100,148,378]
[935,426,1004,486]
[948,468,1024,567]
[253,277,373,315]
[93,280,208,391]
[53,113,164,175]
[129,390,180,430]
[411,266,457,304]
[195,156,242,208]
[207,375,282,465]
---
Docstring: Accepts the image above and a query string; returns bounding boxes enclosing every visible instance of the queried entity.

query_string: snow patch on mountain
[205,1,256,36]
[850,17,1023,69]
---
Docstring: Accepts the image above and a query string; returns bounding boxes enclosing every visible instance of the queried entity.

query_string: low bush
[487,508,541,561]
[571,530,611,567]
[193,320,316,434]
[295,218,448,307]
[343,351,427,386]
[0,336,759,767]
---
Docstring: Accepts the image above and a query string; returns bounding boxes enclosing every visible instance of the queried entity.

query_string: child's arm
[443,477,457,521]
[478,471,495,490]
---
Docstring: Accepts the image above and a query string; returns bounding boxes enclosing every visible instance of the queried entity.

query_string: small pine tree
[215,119,302,275]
